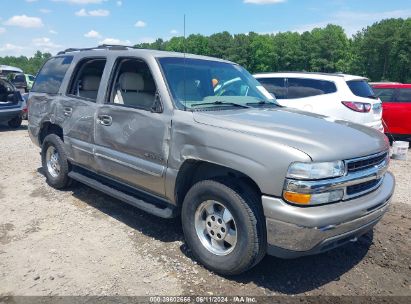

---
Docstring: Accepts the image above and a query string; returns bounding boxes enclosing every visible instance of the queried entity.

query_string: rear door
[282,77,338,115]
[256,77,287,101]
[58,57,108,171]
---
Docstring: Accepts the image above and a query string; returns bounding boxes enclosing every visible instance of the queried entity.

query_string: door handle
[63,107,73,117]
[97,115,112,126]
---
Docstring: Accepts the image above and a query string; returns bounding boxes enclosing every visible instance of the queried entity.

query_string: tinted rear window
[14,74,25,82]
[32,56,73,94]
[373,88,395,102]
[347,80,375,99]
[397,89,411,102]
[258,77,287,99]
[287,78,337,99]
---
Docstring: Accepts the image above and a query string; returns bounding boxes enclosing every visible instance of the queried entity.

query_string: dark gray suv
[28,45,395,275]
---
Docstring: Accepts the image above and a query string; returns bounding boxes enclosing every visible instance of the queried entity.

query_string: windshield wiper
[191,101,250,108]
[246,100,278,106]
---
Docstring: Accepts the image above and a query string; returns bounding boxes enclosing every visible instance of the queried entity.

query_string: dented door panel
[94,105,171,196]
[56,96,99,171]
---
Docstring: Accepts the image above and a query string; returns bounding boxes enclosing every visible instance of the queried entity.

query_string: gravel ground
[0,122,410,297]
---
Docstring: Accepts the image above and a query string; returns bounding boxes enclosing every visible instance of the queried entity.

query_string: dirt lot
[0,122,410,297]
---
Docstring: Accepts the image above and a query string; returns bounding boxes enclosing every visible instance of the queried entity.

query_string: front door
[94,57,171,197]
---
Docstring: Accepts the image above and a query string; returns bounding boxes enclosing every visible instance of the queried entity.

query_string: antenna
[183,14,187,110]
[183,14,186,53]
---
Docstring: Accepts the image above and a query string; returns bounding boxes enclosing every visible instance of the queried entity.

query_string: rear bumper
[364,120,384,132]
[0,107,22,122]
[263,172,395,258]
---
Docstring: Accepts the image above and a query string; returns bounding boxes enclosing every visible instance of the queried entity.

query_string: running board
[68,171,177,219]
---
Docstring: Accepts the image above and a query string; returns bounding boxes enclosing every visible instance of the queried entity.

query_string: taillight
[341,101,371,113]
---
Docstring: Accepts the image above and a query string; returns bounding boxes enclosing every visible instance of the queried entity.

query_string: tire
[41,134,71,189]
[181,179,266,275]
[8,115,22,128]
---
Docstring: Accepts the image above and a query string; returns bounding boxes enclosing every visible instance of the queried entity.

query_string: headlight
[286,161,345,180]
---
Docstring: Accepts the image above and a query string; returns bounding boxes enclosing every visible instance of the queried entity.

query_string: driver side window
[108,58,158,111]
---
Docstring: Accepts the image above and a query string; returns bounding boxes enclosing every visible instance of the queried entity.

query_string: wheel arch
[174,159,262,208]
[39,121,64,145]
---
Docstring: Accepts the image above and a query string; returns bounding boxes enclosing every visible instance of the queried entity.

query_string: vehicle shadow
[0,123,28,132]
[226,231,373,294]
[74,182,372,294]
[59,176,183,243]
[37,167,372,293]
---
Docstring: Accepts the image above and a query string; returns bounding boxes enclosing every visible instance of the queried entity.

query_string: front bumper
[263,172,395,258]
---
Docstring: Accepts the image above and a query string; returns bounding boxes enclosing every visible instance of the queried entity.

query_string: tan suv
[28,45,394,275]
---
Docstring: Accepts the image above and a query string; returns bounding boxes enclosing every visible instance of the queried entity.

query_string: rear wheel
[181,179,266,275]
[41,134,71,189]
[8,115,22,128]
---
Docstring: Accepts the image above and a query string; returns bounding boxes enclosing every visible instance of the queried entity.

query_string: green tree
[0,51,51,75]
[4,18,409,83]
[306,24,350,72]
[350,18,408,81]
[274,31,305,71]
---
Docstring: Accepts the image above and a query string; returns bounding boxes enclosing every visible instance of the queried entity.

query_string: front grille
[347,152,387,172]
[346,178,381,196]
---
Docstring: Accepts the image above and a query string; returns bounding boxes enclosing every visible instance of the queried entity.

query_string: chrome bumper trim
[263,172,395,255]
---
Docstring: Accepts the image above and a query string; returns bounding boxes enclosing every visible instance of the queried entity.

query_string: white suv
[254,72,383,131]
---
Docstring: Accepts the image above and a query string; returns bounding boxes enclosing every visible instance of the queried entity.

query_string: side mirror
[151,92,164,113]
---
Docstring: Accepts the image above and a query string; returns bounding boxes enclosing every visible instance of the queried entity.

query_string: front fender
[165,112,311,201]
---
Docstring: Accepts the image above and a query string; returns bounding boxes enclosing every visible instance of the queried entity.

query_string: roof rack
[57,44,139,55]
[255,71,346,77]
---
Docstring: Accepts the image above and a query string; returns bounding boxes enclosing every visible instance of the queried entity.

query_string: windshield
[158,57,276,110]
[346,80,376,99]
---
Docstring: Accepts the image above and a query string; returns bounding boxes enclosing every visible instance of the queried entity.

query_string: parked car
[28,46,394,275]
[22,93,29,120]
[254,72,384,132]
[0,78,24,128]
[371,83,411,140]
[10,73,36,92]
[0,65,23,79]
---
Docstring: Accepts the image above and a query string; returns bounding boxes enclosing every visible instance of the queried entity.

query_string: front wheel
[181,180,266,275]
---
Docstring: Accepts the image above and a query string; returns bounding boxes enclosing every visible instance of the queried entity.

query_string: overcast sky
[1,0,410,57]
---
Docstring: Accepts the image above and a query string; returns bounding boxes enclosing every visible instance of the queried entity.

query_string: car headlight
[286,161,345,180]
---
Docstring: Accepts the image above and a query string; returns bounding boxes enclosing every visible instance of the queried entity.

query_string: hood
[193,107,389,162]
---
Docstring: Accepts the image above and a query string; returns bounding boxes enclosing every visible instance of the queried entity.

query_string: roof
[371,83,411,89]
[0,65,23,73]
[253,71,368,81]
[56,44,234,64]
[369,82,402,85]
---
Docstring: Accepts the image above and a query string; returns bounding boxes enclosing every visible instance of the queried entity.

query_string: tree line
[0,51,52,75]
[1,18,410,82]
